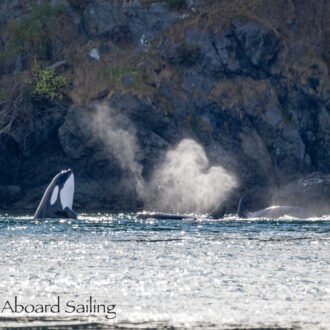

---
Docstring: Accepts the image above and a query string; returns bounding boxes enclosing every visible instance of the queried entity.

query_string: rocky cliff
[0,0,329,213]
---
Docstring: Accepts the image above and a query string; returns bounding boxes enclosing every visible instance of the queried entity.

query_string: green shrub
[32,65,68,100]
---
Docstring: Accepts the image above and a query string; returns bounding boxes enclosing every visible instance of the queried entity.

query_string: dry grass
[67,41,146,105]
[167,0,281,41]
[65,35,189,106]
[210,78,277,112]
[163,0,329,100]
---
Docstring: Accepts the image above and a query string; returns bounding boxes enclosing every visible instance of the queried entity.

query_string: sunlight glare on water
[0,213,329,329]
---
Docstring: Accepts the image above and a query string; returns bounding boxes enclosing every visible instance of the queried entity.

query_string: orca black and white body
[237,197,315,219]
[136,212,196,220]
[247,206,315,218]
[34,169,77,219]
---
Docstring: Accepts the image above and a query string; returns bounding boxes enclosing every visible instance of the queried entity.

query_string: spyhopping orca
[34,169,77,219]
[136,199,228,220]
[237,196,315,219]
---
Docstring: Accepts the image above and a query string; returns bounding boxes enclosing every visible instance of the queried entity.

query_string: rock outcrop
[0,0,329,213]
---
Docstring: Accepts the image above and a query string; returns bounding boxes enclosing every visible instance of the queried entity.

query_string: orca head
[50,169,75,211]
[34,169,77,219]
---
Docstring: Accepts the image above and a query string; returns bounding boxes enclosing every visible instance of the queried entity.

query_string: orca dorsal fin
[237,196,249,218]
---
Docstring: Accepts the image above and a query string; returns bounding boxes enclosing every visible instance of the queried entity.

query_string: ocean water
[0,213,329,329]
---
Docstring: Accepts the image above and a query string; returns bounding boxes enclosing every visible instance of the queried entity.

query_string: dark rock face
[82,1,176,46]
[0,98,71,209]
[0,134,21,184]
[0,1,329,213]
[82,2,125,38]
[0,185,21,208]
[231,19,280,69]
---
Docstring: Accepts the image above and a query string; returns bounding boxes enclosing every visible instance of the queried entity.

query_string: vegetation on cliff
[1,3,64,62]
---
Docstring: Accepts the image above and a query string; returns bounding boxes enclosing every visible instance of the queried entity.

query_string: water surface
[0,213,329,329]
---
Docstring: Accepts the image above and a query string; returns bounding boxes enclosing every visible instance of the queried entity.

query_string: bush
[32,65,68,101]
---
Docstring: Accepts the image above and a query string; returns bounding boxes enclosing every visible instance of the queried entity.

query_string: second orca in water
[237,196,315,219]
[34,169,77,219]
[136,199,228,220]
[136,212,197,220]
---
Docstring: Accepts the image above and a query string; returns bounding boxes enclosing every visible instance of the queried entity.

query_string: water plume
[89,106,237,213]
[145,139,237,214]
[91,104,144,198]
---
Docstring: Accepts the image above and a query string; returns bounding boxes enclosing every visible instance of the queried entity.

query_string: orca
[136,212,196,220]
[237,196,315,219]
[34,169,77,219]
[136,199,228,220]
